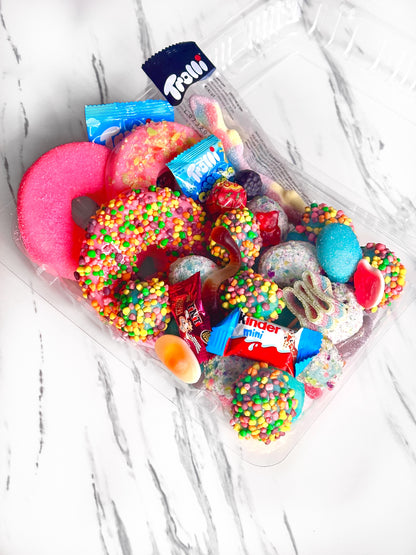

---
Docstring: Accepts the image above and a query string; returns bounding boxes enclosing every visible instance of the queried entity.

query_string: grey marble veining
[1,1,416,554]
[303,11,416,230]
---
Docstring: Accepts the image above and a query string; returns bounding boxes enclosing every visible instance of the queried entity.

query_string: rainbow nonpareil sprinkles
[75,185,208,343]
[230,362,304,445]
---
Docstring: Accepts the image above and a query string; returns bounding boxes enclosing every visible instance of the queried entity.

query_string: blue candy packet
[85,100,174,148]
[167,134,235,202]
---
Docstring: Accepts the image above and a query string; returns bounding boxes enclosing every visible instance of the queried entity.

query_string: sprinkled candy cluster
[292,202,353,244]
[219,269,285,321]
[230,362,302,445]
[361,242,406,310]
[75,185,208,342]
[209,208,262,269]
[115,277,171,342]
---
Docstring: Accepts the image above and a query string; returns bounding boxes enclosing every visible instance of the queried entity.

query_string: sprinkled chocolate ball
[361,242,406,310]
[230,362,305,445]
[209,208,262,269]
[219,269,285,321]
[288,202,354,245]
[115,277,171,343]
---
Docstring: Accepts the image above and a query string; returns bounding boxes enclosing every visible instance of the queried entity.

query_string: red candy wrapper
[206,308,322,376]
[205,178,247,217]
[169,273,213,363]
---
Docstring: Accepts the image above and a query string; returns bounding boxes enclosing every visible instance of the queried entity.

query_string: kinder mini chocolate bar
[206,308,322,377]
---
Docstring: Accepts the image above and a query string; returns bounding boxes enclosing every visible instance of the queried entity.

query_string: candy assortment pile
[16,91,407,448]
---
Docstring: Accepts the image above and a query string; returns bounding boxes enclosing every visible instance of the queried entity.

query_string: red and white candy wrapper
[206,308,323,377]
[169,273,213,363]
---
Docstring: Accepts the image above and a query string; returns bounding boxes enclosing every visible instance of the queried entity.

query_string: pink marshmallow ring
[17,142,111,280]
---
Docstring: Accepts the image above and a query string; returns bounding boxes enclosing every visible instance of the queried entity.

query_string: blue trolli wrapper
[206,308,323,377]
[142,41,216,106]
[85,100,174,147]
[167,135,235,202]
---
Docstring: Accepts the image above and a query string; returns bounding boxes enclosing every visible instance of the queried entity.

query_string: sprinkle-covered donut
[75,185,209,344]
[209,208,262,269]
[105,121,201,196]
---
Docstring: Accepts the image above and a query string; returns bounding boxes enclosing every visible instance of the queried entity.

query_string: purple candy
[234,170,263,199]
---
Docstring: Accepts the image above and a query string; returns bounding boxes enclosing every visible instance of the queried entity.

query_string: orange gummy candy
[154,334,201,384]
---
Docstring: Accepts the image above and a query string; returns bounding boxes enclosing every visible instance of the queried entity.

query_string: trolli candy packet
[169,273,213,364]
[167,134,235,202]
[142,41,215,106]
[85,99,174,147]
[206,308,323,377]
[141,41,308,223]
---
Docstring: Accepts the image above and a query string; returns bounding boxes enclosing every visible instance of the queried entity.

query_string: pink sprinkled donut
[105,121,201,196]
[75,185,209,345]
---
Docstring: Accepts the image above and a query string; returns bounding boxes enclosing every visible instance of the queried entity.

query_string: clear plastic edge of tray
[2,0,416,466]
[201,0,416,95]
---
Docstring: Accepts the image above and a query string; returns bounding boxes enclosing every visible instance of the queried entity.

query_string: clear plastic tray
[1,0,415,465]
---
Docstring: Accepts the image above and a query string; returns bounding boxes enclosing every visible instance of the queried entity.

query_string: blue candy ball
[316,223,362,283]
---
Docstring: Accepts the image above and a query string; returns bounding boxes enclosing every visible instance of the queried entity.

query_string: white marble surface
[1,0,416,554]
